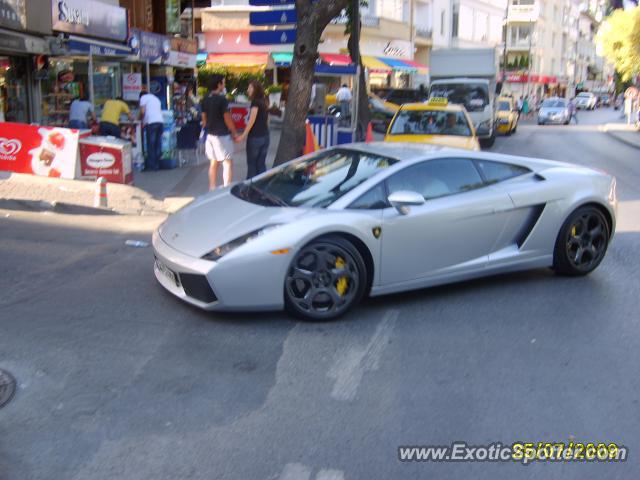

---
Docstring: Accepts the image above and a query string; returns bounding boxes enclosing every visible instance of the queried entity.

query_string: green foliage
[266,85,283,94]
[343,0,369,35]
[197,66,268,96]
[597,6,640,81]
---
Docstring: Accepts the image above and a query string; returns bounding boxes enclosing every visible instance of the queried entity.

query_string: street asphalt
[0,108,639,480]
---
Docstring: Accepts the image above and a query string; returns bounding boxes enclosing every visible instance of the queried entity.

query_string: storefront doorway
[0,55,29,123]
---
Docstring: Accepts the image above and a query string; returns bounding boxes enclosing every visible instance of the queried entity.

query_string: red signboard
[79,138,133,184]
[0,122,79,178]
[229,103,251,131]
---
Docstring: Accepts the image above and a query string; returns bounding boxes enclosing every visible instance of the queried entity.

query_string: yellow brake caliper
[335,256,348,296]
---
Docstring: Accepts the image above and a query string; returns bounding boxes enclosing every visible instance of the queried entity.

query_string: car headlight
[201,225,283,261]
[477,119,492,129]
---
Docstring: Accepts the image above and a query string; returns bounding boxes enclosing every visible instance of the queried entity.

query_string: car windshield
[498,101,511,111]
[232,149,397,208]
[542,99,566,108]
[389,109,472,136]
[429,83,490,112]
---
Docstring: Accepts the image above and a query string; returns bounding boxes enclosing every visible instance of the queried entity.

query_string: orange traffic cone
[303,121,319,154]
[365,122,374,143]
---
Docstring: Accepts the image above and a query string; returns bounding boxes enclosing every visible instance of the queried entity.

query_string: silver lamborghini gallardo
[153,143,617,320]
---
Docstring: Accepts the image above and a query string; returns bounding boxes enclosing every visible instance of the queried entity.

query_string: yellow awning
[362,56,392,74]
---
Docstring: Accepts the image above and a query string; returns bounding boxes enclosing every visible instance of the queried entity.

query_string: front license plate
[156,259,179,287]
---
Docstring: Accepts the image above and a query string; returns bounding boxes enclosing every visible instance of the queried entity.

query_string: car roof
[399,102,465,112]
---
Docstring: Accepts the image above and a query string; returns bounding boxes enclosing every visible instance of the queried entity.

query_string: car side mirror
[388,190,425,215]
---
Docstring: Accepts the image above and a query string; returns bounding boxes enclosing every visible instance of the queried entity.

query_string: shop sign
[52,0,128,42]
[165,50,197,68]
[0,0,25,30]
[383,40,409,58]
[129,28,170,63]
[67,38,131,56]
[0,122,79,179]
[170,37,197,54]
[122,73,142,101]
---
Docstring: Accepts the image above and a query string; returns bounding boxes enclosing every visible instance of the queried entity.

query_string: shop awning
[272,52,293,67]
[319,53,353,66]
[362,56,392,73]
[206,53,271,73]
[65,35,132,57]
[399,59,428,75]
[378,57,418,73]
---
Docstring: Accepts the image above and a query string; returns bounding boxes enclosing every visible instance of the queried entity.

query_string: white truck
[428,48,500,148]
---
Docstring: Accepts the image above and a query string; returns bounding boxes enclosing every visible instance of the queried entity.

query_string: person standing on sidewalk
[336,83,352,121]
[568,98,578,124]
[139,91,164,171]
[68,95,95,129]
[201,74,240,189]
[238,80,270,179]
[522,96,530,119]
[99,97,131,137]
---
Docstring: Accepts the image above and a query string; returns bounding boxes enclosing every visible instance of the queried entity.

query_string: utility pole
[501,0,511,86]
[351,0,360,138]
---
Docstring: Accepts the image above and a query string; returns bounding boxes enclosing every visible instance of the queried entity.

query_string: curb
[0,199,119,216]
[606,130,640,151]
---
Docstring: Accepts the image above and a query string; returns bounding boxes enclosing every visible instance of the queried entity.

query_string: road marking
[328,309,399,401]
[279,463,311,480]
[316,469,345,480]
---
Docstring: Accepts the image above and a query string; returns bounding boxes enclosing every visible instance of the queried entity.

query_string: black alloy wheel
[285,236,366,321]
[553,206,610,276]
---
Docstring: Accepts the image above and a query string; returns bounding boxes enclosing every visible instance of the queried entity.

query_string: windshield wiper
[247,183,288,207]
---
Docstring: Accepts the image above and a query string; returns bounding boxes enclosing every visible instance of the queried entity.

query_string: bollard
[94,177,108,208]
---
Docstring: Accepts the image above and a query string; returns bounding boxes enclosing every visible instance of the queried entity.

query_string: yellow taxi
[496,96,519,135]
[384,98,480,150]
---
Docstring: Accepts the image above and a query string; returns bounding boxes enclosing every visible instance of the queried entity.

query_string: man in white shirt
[68,95,95,129]
[336,84,352,120]
[139,91,164,171]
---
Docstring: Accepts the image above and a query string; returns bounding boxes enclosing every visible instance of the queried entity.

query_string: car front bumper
[152,230,286,312]
[538,114,568,124]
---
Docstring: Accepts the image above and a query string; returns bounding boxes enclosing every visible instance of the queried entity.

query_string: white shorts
[205,134,234,162]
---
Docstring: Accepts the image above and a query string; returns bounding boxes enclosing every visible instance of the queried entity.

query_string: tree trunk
[348,25,372,142]
[274,0,349,166]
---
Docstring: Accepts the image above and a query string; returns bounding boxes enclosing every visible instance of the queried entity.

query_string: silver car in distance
[153,143,617,321]
[538,98,571,125]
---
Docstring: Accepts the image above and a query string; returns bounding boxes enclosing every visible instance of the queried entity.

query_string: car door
[379,158,516,286]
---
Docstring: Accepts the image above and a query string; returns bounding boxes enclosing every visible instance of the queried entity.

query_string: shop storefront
[42,0,130,125]
[0,0,49,123]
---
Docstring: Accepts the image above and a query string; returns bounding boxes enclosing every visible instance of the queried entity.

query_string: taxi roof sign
[428,97,449,106]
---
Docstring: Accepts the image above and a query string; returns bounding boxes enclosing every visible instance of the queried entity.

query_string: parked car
[598,94,611,107]
[153,143,617,320]
[575,92,597,110]
[373,88,428,106]
[495,96,519,135]
[384,98,480,150]
[538,98,570,125]
[327,93,399,133]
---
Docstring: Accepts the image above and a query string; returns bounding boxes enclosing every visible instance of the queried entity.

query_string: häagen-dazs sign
[52,0,128,42]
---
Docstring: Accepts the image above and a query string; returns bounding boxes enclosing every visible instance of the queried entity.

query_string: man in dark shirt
[201,74,240,190]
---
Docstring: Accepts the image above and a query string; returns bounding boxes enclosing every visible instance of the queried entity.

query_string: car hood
[158,189,308,258]
[497,111,512,119]
[384,134,479,151]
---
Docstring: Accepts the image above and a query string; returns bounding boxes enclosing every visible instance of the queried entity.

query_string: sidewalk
[603,124,640,150]
[0,128,282,216]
